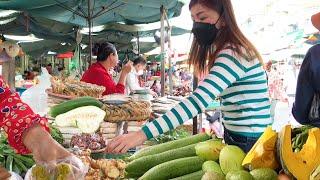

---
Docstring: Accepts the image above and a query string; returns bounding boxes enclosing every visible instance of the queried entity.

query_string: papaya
[242,126,279,170]
[278,125,320,180]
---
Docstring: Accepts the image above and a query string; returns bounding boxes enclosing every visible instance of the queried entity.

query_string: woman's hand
[118,61,133,85]
[23,126,87,178]
[121,61,133,74]
[150,90,158,98]
[23,125,71,164]
[106,130,147,154]
[0,167,11,180]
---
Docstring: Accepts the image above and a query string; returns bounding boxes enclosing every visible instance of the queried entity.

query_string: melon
[250,168,277,180]
[195,139,225,161]
[226,170,254,180]
[219,145,245,175]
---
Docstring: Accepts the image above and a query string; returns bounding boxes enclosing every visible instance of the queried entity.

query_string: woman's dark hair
[189,0,263,76]
[93,41,117,62]
[133,56,147,66]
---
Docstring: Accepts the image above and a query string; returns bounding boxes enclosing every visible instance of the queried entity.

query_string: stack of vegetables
[244,125,320,180]
[0,132,35,176]
[125,133,211,179]
[125,125,320,180]
[76,149,126,180]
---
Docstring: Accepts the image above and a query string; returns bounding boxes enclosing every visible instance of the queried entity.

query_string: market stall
[33,75,319,180]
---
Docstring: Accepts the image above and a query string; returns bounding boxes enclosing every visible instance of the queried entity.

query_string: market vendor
[81,42,132,95]
[126,56,157,97]
[107,0,271,153]
[292,12,320,127]
[0,76,86,179]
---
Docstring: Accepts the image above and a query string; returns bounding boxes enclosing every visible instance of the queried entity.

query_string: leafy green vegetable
[0,131,35,175]
[291,125,314,152]
[147,128,192,145]
[49,123,64,145]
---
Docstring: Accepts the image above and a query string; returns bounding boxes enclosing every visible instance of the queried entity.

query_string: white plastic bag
[24,156,88,180]
[9,172,23,180]
[21,68,51,116]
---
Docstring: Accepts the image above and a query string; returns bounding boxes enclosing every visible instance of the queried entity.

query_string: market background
[0,0,319,179]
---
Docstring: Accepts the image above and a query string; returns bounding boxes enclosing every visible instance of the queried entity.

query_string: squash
[278,125,320,180]
[310,165,320,180]
[242,126,279,170]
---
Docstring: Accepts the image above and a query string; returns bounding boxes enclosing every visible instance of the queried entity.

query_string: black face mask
[192,16,221,46]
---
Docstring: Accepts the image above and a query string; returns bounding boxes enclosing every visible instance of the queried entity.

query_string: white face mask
[137,70,144,75]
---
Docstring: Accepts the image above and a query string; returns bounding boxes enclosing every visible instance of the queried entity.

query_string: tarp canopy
[0,0,189,56]
[0,13,76,42]
[19,39,75,56]
[0,0,186,26]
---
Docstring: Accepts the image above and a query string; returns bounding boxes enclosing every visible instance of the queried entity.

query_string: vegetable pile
[126,125,320,180]
[0,132,35,176]
[49,123,64,145]
[125,133,210,179]
[70,133,106,151]
[77,149,126,180]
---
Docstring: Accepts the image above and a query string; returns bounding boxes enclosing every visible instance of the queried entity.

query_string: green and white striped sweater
[142,48,271,139]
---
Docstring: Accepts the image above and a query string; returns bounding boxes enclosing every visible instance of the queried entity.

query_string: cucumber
[129,133,210,160]
[49,96,103,117]
[170,170,204,180]
[139,156,205,180]
[126,143,198,178]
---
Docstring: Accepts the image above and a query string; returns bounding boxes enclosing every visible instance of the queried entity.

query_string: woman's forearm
[118,71,127,85]
[23,125,52,153]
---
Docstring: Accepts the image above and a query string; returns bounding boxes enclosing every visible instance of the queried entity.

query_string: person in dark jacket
[292,12,320,127]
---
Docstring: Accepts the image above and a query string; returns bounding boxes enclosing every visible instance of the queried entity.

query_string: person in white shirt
[126,56,157,97]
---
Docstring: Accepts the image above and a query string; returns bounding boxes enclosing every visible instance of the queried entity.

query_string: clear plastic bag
[21,68,51,116]
[24,156,88,180]
[309,93,320,121]
[9,172,23,180]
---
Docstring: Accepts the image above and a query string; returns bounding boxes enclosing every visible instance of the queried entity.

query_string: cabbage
[195,139,225,161]
[203,161,224,175]
[219,145,246,174]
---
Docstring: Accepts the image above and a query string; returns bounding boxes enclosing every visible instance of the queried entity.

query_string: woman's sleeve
[0,77,49,154]
[292,45,320,127]
[126,72,143,92]
[142,51,247,139]
[103,76,125,94]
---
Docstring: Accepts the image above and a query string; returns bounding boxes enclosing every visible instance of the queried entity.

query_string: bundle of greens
[291,125,314,152]
[0,132,35,175]
[147,127,192,145]
[49,124,64,145]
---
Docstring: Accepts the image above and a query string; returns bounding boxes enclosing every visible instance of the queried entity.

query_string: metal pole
[160,5,165,97]
[193,75,199,135]
[137,32,140,54]
[88,0,93,65]
[167,27,173,95]
[78,44,82,75]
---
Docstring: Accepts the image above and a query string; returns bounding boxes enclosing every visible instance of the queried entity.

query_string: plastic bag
[9,172,23,180]
[21,68,51,116]
[309,93,320,121]
[24,156,88,180]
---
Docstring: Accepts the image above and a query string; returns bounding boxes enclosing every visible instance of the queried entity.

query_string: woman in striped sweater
[107,0,271,153]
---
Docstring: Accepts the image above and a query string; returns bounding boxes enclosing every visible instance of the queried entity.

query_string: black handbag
[309,93,320,121]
